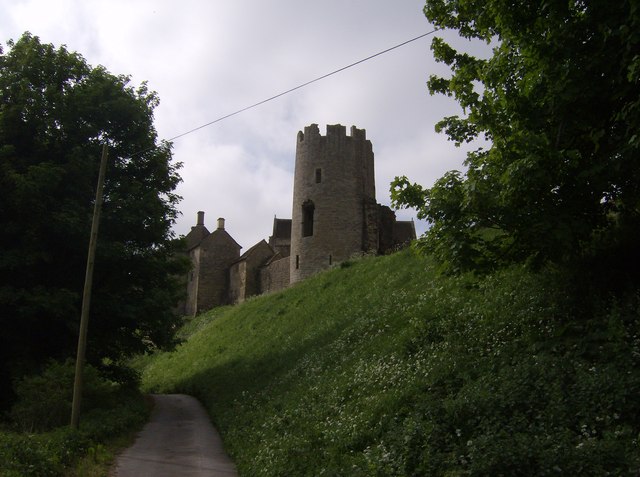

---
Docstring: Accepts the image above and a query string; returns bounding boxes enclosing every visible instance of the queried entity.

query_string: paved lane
[114,394,238,477]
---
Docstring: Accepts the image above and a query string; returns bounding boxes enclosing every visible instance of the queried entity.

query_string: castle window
[296,255,300,269]
[302,200,314,237]
[315,168,322,183]
[329,254,332,265]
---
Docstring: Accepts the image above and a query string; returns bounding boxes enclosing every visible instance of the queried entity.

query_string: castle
[182,124,416,316]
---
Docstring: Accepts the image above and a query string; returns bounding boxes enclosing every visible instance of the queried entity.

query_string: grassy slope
[141,249,640,476]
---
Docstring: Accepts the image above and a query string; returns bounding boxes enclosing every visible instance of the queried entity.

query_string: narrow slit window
[315,168,322,183]
[329,254,332,265]
[302,200,314,237]
[296,255,300,269]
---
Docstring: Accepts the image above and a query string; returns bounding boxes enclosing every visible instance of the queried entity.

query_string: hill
[140,249,640,476]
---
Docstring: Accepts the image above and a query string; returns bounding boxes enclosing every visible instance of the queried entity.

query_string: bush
[8,359,114,432]
[0,358,150,476]
[0,427,89,477]
[0,387,148,477]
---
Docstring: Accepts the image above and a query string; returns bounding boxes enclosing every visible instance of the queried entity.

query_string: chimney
[197,211,205,226]
[217,217,225,230]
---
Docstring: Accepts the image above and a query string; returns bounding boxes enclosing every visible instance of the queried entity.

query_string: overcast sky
[2,0,486,251]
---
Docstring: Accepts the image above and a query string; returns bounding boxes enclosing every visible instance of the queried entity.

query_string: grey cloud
[3,0,489,251]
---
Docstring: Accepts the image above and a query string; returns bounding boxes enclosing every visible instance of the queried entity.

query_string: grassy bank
[141,249,640,475]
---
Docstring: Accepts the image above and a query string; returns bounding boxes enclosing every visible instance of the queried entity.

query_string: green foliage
[9,360,113,433]
[0,427,89,477]
[0,33,188,407]
[391,0,640,276]
[0,365,148,477]
[140,250,640,475]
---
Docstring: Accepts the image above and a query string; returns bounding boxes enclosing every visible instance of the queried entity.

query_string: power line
[165,30,438,143]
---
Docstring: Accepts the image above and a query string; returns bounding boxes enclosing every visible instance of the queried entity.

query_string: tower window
[296,255,300,269]
[315,168,322,183]
[302,200,314,237]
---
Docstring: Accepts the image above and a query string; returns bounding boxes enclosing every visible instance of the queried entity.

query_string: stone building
[182,124,416,315]
[184,215,241,315]
[228,240,275,304]
[290,123,407,283]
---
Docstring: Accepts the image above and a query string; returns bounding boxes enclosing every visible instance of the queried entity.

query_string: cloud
[2,0,490,250]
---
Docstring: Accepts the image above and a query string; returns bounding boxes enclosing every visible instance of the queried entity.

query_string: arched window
[302,200,314,237]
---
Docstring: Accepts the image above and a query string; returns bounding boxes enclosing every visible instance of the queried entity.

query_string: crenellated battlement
[291,123,377,284]
[183,123,416,313]
[297,123,367,142]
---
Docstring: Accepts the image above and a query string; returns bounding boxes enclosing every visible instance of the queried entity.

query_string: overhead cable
[165,30,438,143]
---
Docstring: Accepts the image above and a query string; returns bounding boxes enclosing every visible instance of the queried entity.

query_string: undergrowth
[141,249,640,476]
[0,361,149,477]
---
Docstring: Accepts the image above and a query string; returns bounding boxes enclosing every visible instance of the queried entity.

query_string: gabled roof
[262,251,286,267]
[185,224,210,250]
[200,227,242,251]
[232,239,275,265]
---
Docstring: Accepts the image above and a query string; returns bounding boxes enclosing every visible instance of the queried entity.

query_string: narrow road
[114,394,238,477]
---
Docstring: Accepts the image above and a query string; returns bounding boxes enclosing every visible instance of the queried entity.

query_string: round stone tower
[290,124,376,284]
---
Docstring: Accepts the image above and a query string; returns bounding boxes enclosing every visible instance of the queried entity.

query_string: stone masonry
[181,124,416,315]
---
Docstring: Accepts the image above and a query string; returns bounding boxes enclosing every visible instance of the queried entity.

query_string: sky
[2,0,487,252]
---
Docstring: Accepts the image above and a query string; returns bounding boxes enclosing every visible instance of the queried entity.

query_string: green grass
[141,249,640,476]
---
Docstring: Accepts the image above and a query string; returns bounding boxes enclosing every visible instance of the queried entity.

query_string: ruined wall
[260,256,290,295]
[290,124,375,284]
[378,204,399,254]
[228,260,247,304]
[229,240,275,304]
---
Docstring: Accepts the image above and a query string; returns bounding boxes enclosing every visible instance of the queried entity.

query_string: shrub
[0,427,89,477]
[0,387,148,477]
[9,359,114,432]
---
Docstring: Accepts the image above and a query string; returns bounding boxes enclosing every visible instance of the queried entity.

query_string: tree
[392,0,640,277]
[0,33,187,407]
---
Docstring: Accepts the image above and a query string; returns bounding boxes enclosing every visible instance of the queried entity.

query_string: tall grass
[142,249,640,475]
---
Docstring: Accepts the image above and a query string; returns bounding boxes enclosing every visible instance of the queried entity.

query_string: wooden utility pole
[71,144,108,429]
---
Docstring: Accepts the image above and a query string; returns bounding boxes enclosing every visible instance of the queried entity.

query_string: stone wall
[260,256,290,295]
[228,259,247,304]
[290,124,376,284]
[196,230,240,311]
[229,240,275,304]
[182,125,416,315]
[185,246,202,316]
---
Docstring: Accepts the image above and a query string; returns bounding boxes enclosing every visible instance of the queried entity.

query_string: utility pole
[71,144,108,429]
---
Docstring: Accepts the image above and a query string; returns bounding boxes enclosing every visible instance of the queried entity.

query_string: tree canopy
[392,0,640,278]
[0,33,187,406]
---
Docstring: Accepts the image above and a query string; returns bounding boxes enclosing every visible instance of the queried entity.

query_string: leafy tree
[392,0,640,278]
[0,33,187,407]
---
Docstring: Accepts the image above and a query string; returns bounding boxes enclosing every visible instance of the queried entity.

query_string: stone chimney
[217,217,225,230]
[197,211,205,226]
